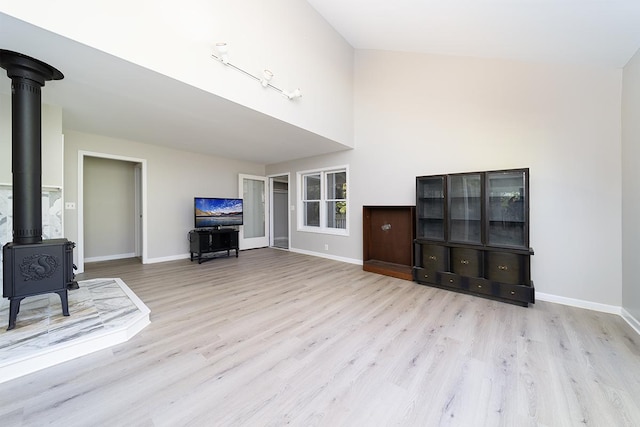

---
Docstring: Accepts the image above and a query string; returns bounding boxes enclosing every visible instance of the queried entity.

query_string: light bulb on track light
[261,69,273,87]
[215,42,229,64]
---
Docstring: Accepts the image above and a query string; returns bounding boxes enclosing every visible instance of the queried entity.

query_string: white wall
[268,50,623,306]
[64,130,265,262]
[0,93,64,187]
[0,0,354,148]
[622,48,640,321]
[83,156,136,261]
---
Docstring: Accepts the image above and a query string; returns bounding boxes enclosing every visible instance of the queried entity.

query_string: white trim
[289,247,361,266]
[146,253,191,264]
[536,293,639,337]
[134,164,142,258]
[84,253,137,263]
[77,152,84,272]
[77,150,148,273]
[60,133,65,236]
[296,164,349,236]
[621,308,640,336]
[296,226,349,236]
[535,292,621,315]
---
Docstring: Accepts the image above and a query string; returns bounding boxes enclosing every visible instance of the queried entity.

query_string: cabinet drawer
[413,267,437,284]
[439,272,466,290]
[420,244,448,273]
[495,283,534,303]
[468,278,493,296]
[485,252,524,285]
[450,248,483,277]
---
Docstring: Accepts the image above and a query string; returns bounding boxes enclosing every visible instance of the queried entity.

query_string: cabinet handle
[510,291,516,295]
[424,274,429,279]
[477,284,482,289]
[497,265,509,271]
[449,279,454,283]
[428,255,437,261]
[460,259,469,265]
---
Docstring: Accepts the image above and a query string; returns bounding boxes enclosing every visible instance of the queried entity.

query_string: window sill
[297,226,349,237]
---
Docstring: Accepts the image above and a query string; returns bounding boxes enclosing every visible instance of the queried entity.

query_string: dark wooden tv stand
[189,228,239,264]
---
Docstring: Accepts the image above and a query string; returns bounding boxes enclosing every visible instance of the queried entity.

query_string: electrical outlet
[65,202,76,210]
[324,244,329,251]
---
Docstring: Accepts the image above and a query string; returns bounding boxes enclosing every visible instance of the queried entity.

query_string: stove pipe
[0,50,63,244]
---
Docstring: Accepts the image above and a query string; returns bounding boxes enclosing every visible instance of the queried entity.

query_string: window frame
[297,165,349,236]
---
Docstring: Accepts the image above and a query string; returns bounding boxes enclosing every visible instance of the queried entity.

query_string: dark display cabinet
[414,168,534,306]
[416,176,445,241]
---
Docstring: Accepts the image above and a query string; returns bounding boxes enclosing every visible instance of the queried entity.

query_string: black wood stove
[1,49,77,330]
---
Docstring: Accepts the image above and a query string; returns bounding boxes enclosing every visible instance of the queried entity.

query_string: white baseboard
[536,292,640,337]
[621,308,640,336]
[146,248,360,266]
[535,292,622,315]
[289,247,362,266]
[84,253,136,263]
[145,253,191,264]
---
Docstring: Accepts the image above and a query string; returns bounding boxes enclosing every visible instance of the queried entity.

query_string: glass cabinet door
[416,176,445,240]
[448,173,482,244]
[487,170,527,248]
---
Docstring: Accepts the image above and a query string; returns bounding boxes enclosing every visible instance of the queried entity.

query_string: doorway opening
[77,151,147,273]
[269,174,289,250]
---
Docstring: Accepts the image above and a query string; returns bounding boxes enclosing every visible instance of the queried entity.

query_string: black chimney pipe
[0,50,63,244]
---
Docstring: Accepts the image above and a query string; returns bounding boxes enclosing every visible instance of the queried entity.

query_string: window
[298,166,348,234]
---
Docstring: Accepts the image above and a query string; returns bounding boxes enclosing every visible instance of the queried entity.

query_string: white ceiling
[2,2,640,166]
[307,0,640,68]
[0,13,349,165]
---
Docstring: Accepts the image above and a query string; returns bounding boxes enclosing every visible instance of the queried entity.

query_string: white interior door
[239,174,269,249]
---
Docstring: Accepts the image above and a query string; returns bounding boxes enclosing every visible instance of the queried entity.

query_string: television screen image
[195,197,243,228]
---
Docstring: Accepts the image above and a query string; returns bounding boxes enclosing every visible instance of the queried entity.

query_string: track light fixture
[282,88,302,100]
[215,42,229,64]
[261,69,273,87]
[211,43,302,101]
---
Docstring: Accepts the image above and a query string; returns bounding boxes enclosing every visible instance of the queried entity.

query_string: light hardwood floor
[1,248,639,426]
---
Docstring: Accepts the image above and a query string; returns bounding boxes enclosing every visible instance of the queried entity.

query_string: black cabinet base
[415,280,534,307]
[190,249,239,264]
[413,268,534,307]
[189,229,239,264]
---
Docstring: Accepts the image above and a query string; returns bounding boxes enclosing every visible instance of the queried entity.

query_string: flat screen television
[194,197,243,228]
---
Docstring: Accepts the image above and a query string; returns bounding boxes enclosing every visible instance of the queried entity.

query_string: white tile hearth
[0,278,150,384]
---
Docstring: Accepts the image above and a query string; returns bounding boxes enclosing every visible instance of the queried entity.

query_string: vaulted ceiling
[2,2,639,165]
[308,0,640,68]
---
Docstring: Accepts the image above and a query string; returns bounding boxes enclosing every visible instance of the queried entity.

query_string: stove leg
[7,297,24,330]
[56,290,70,316]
